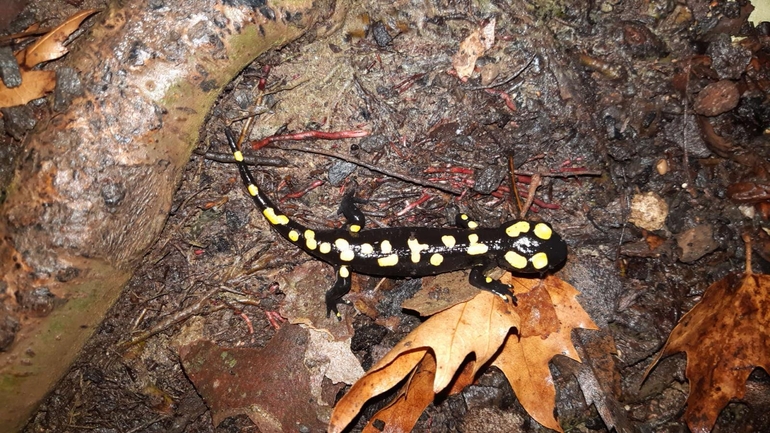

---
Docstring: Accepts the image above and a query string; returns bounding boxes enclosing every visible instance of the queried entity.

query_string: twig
[519,173,542,219]
[462,55,535,90]
[275,143,465,195]
[116,287,224,350]
[742,233,753,275]
[249,129,370,150]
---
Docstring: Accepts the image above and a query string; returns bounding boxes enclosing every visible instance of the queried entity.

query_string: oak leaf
[0,70,56,107]
[329,275,597,433]
[646,270,770,433]
[0,9,98,109]
[18,9,99,68]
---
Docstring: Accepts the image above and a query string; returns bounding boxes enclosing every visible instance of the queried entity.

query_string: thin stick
[275,143,465,195]
[742,233,753,275]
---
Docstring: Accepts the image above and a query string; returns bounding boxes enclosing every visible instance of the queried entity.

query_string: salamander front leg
[339,191,367,234]
[456,213,479,229]
[469,265,518,305]
[326,265,353,319]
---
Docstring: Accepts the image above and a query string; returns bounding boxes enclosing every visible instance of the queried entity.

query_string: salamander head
[499,220,568,273]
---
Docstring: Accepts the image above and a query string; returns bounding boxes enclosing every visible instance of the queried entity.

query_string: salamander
[224,129,568,318]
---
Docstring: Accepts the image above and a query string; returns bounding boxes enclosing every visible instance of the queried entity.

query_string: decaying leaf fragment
[0,9,97,109]
[17,9,99,68]
[451,18,496,81]
[646,266,770,433]
[330,276,597,433]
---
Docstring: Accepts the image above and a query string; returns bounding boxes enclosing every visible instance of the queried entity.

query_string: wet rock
[358,134,388,152]
[371,21,393,47]
[0,305,19,351]
[676,224,718,263]
[0,105,36,140]
[0,46,21,88]
[473,165,506,194]
[706,34,751,80]
[694,80,739,116]
[15,287,65,317]
[53,67,84,112]
[328,160,357,186]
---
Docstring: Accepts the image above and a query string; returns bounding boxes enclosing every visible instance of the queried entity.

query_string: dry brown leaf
[494,276,598,433]
[0,10,98,109]
[330,276,597,433]
[0,70,56,107]
[646,270,770,433]
[179,324,329,432]
[402,270,479,316]
[362,352,437,433]
[452,18,496,81]
[20,9,99,68]
[330,290,519,432]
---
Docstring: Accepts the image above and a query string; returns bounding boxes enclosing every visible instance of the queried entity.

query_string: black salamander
[225,129,568,318]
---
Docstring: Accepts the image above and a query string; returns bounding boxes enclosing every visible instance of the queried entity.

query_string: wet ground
[5,0,770,432]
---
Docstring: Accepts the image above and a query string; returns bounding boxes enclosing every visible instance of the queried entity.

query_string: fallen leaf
[330,290,519,433]
[570,333,632,432]
[493,276,598,433]
[452,18,496,81]
[0,70,55,107]
[20,9,99,68]
[362,352,438,433]
[276,260,355,341]
[0,10,98,109]
[179,324,333,432]
[330,275,597,433]
[645,270,770,433]
[401,270,478,316]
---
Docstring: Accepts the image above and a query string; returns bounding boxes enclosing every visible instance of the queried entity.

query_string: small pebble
[629,191,668,231]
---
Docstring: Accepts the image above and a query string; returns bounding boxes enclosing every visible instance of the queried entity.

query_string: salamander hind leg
[469,265,518,305]
[326,265,353,319]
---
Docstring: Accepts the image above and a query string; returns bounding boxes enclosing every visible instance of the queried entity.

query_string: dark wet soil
[4,0,770,432]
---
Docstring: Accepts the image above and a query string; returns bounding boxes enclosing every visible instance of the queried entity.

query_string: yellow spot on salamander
[340,250,355,261]
[378,253,399,267]
[506,221,531,237]
[349,224,361,233]
[339,266,350,278]
[429,254,443,266]
[505,251,527,269]
[460,214,469,220]
[305,229,317,250]
[319,242,331,254]
[248,184,259,196]
[288,230,300,242]
[360,243,374,255]
[380,240,393,254]
[467,233,488,255]
[467,220,478,229]
[335,238,350,251]
[264,207,289,225]
[407,237,429,263]
[531,252,549,270]
[335,238,355,261]
[534,223,552,240]
[485,277,492,283]
[234,150,244,162]
[441,235,456,248]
